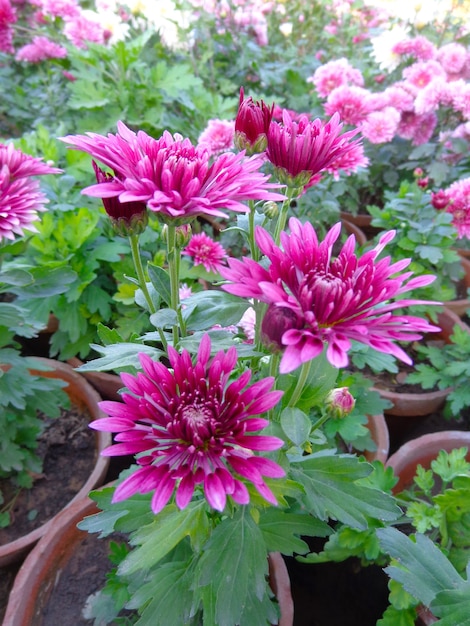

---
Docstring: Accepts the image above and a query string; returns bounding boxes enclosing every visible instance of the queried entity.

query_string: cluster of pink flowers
[0,142,61,242]
[1,0,120,60]
[432,178,470,239]
[308,37,470,148]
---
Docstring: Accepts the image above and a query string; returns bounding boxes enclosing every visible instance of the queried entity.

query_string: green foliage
[407,324,470,416]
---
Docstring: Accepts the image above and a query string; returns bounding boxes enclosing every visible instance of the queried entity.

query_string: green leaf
[431,581,470,626]
[377,604,417,626]
[183,291,248,331]
[280,408,312,446]
[195,508,270,626]
[378,528,463,607]
[76,342,162,372]
[259,509,330,555]
[291,453,401,528]
[147,263,171,306]
[119,501,208,575]
[128,559,196,626]
[432,448,470,482]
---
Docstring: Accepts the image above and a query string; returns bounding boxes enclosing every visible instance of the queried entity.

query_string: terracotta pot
[363,413,390,463]
[4,493,294,626]
[0,359,111,567]
[340,211,381,239]
[67,357,123,402]
[444,256,470,317]
[341,218,367,247]
[373,308,466,418]
[385,430,470,493]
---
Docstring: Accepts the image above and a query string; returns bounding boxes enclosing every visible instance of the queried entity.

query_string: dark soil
[0,403,96,624]
[38,531,134,626]
[0,404,95,544]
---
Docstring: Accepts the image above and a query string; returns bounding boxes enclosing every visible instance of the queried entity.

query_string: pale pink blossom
[414,78,453,115]
[238,306,256,342]
[15,36,68,62]
[324,86,375,126]
[402,60,446,90]
[31,0,80,18]
[382,84,415,112]
[307,58,364,98]
[397,111,438,145]
[220,219,440,373]
[197,119,235,156]
[441,178,470,239]
[63,13,106,48]
[183,232,226,273]
[90,335,285,513]
[360,107,401,144]
[392,36,437,61]
[451,82,470,120]
[437,43,468,76]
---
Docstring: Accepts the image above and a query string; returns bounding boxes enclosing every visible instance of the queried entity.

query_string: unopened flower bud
[326,387,355,418]
[234,87,273,155]
[431,190,450,210]
[417,177,429,189]
[175,224,192,247]
[262,201,279,219]
[261,304,303,352]
[413,167,424,178]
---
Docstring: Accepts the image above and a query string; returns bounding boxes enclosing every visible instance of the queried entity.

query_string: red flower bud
[234,87,273,155]
[326,387,356,418]
[261,304,303,352]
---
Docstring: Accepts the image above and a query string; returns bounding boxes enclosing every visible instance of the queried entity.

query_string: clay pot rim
[0,358,111,567]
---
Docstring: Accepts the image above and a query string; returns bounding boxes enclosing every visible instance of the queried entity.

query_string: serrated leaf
[431,579,470,625]
[291,453,400,528]
[378,528,463,607]
[119,501,207,575]
[196,508,268,626]
[377,604,417,626]
[128,560,196,626]
[259,509,330,555]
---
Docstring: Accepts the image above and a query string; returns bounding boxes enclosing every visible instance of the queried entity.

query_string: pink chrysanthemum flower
[403,60,446,90]
[451,82,470,120]
[441,178,470,239]
[0,0,16,54]
[382,84,415,112]
[397,111,437,146]
[15,36,68,62]
[31,0,80,19]
[437,43,468,76]
[0,143,61,242]
[238,305,256,342]
[235,87,273,154]
[392,36,437,62]
[266,110,362,189]
[414,78,453,115]
[360,107,401,144]
[307,58,364,98]
[220,219,440,374]
[324,85,375,126]
[183,232,226,273]
[322,141,369,180]
[197,119,235,156]
[90,335,285,513]
[63,13,106,48]
[61,122,284,224]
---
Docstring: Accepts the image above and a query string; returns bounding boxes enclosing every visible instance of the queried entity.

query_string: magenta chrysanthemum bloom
[220,219,440,374]
[0,143,61,242]
[90,335,285,513]
[266,110,362,189]
[61,121,284,224]
[234,87,273,154]
[183,232,226,273]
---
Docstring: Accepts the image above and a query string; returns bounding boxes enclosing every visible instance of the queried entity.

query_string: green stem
[129,233,156,315]
[287,360,312,408]
[309,412,331,434]
[273,187,296,245]
[247,200,259,262]
[166,224,186,345]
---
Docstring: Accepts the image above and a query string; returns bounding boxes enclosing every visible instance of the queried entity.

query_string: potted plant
[0,143,111,568]
[16,87,444,625]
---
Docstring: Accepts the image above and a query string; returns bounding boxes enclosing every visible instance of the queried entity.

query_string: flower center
[181,404,212,429]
